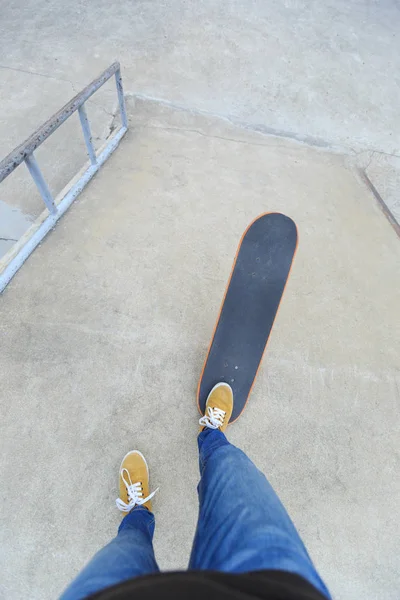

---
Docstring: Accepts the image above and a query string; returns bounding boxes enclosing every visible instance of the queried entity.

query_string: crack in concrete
[2,72,398,160]
[130,92,400,160]
[141,124,300,150]
[0,64,80,90]
[130,94,346,154]
[364,150,375,172]
[371,149,400,159]
[88,102,114,118]
[0,236,18,242]
[0,63,115,122]
[0,62,122,153]
[355,149,400,172]
[129,93,400,239]
[1,73,399,241]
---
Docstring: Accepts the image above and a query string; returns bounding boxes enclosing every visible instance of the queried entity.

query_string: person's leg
[191,384,331,599]
[61,508,158,600]
[61,451,159,600]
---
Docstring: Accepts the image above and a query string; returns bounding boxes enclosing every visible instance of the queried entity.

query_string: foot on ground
[115,451,158,514]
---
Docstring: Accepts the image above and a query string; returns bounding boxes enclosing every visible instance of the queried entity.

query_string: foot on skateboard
[199,382,234,432]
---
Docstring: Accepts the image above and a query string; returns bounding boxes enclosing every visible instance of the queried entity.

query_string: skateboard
[197,212,298,422]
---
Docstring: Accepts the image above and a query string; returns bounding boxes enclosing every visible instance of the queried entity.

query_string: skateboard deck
[197,212,298,422]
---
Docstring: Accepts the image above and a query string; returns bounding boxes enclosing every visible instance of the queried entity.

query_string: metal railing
[0,61,128,292]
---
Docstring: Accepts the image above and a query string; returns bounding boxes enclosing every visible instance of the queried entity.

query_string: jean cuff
[198,427,231,469]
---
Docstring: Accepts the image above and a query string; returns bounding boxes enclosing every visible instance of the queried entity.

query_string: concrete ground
[1,1,400,598]
[1,98,400,600]
[1,0,400,252]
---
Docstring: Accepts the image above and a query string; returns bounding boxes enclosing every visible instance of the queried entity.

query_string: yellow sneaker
[199,382,233,432]
[115,450,158,514]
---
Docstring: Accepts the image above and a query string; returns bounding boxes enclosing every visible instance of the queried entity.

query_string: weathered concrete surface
[1,99,399,600]
[2,0,400,154]
[1,0,400,248]
[0,200,33,255]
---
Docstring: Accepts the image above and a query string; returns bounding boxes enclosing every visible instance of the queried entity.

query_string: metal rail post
[115,68,128,128]
[24,154,57,214]
[78,104,97,165]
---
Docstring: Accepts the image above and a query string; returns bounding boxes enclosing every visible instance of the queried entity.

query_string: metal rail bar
[0,127,126,293]
[0,61,120,183]
[115,68,128,128]
[0,62,128,293]
[25,154,57,213]
[78,104,97,165]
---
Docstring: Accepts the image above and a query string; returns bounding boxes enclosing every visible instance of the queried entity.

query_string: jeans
[61,429,331,600]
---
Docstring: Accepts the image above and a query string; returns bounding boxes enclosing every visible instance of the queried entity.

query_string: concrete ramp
[1,98,399,600]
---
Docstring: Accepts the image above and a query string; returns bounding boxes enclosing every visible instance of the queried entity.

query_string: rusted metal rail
[0,62,128,292]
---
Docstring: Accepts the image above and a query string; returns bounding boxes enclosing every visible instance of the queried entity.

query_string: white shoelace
[115,468,158,513]
[199,406,226,430]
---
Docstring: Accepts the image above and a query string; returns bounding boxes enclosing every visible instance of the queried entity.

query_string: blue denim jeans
[61,429,331,600]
